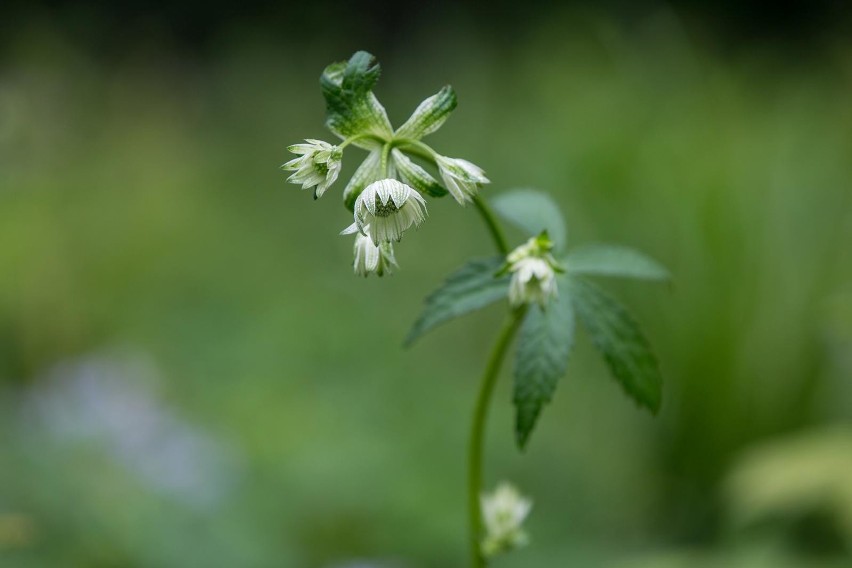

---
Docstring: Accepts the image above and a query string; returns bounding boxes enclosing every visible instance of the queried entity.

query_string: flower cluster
[504,232,562,307]
[480,482,533,557]
[282,51,489,276]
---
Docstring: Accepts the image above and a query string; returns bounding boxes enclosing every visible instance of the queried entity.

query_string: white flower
[505,234,561,307]
[509,258,557,307]
[480,482,532,557]
[343,179,428,245]
[282,139,342,198]
[436,155,489,205]
[343,226,398,277]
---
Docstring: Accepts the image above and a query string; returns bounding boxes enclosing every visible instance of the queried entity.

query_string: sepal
[391,149,448,198]
[395,85,458,140]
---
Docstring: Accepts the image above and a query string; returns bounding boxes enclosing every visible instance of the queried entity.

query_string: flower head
[344,179,428,245]
[344,227,398,277]
[505,233,562,307]
[436,155,489,205]
[282,139,343,198]
[509,258,558,307]
[481,482,532,557]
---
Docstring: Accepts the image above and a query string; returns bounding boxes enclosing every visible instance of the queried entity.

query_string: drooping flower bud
[504,232,562,307]
[436,155,489,205]
[344,226,398,277]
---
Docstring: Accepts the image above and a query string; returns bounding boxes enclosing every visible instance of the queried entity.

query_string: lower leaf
[513,288,575,449]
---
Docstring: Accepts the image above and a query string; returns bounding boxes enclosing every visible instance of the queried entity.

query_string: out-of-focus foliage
[1,8,851,567]
[725,428,852,549]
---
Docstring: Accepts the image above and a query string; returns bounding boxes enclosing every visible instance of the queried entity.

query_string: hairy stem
[467,307,526,568]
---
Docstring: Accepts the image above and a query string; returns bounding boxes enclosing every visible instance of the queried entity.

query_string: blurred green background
[1,2,852,567]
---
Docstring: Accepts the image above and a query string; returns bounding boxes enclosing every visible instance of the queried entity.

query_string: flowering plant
[283,51,669,566]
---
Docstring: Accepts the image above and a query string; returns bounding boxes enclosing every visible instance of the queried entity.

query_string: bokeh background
[2,1,852,566]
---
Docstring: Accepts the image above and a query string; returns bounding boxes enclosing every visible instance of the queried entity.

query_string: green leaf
[405,257,509,346]
[492,189,567,251]
[395,85,458,140]
[343,150,381,211]
[320,51,393,145]
[391,149,448,198]
[569,276,662,413]
[566,244,669,281]
[513,290,575,448]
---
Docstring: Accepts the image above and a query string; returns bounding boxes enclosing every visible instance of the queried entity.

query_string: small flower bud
[480,482,532,557]
[435,155,489,205]
[505,233,562,308]
[346,227,398,277]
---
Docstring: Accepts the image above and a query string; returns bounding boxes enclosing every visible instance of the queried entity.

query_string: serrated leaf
[405,257,509,346]
[391,149,448,198]
[395,85,458,140]
[513,289,575,449]
[492,189,567,251]
[569,276,662,413]
[566,244,669,281]
[320,51,393,145]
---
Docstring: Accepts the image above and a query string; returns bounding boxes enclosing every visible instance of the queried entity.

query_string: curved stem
[395,140,509,255]
[467,307,527,568]
[391,139,518,565]
[472,195,509,255]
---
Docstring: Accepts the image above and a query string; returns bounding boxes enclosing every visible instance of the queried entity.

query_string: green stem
[338,132,386,151]
[394,138,517,566]
[380,142,392,177]
[395,140,509,255]
[467,307,527,568]
[394,138,436,161]
[472,195,509,255]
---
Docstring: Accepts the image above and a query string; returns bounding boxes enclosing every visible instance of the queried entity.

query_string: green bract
[395,85,458,140]
[320,52,393,146]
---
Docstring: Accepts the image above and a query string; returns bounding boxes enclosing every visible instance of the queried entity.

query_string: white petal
[340,222,359,235]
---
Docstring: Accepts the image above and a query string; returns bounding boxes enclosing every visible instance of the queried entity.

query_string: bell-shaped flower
[342,225,398,277]
[282,139,343,198]
[508,257,558,307]
[436,155,489,205]
[480,482,533,557]
[343,179,427,245]
[504,233,562,308]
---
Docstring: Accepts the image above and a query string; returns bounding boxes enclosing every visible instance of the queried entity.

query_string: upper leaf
[395,86,458,140]
[566,244,669,281]
[513,289,575,449]
[405,257,510,346]
[320,51,393,145]
[492,189,567,251]
[569,276,662,413]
